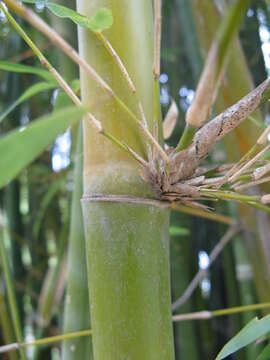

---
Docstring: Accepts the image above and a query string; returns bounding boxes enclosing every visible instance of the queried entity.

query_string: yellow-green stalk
[77,0,174,358]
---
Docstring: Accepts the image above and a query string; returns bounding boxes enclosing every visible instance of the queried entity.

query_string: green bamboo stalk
[77,0,174,358]
[62,123,92,359]
[0,228,26,359]
[0,285,17,360]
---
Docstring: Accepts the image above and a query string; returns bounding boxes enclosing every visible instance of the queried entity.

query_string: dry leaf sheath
[141,78,270,205]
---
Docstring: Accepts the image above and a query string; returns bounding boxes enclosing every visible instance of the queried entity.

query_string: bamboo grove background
[1,0,270,359]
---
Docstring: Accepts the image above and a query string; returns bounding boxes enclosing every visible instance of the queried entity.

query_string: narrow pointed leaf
[0,106,85,189]
[0,60,54,82]
[25,1,114,33]
[45,3,89,28]
[216,315,270,359]
[0,82,57,124]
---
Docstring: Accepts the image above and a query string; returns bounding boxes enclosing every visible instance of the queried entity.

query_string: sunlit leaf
[22,1,113,33]
[216,315,270,359]
[87,8,113,32]
[45,3,89,28]
[0,106,85,189]
[0,82,57,124]
[0,60,54,82]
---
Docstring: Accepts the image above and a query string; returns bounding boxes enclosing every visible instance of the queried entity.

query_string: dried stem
[233,176,270,192]
[171,203,234,225]
[229,144,270,183]
[96,32,149,130]
[171,78,270,183]
[153,0,162,80]
[172,225,240,311]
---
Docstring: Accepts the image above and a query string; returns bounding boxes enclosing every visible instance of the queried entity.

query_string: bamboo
[77,0,174,358]
[190,0,270,306]
[62,124,92,359]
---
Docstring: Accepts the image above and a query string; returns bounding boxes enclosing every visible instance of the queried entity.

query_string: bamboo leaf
[0,60,54,82]
[0,82,57,124]
[22,1,113,32]
[0,106,85,189]
[216,315,270,359]
[45,3,89,28]
[87,8,113,32]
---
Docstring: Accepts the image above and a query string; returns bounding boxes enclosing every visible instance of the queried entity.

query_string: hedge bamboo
[77,0,174,358]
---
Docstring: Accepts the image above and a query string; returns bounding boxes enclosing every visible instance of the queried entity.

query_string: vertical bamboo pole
[77,0,175,358]
[62,124,92,359]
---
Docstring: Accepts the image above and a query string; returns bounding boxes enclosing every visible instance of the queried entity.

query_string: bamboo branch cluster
[3,0,270,216]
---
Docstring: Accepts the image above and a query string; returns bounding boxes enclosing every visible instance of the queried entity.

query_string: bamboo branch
[173,302,270,322]
[172,225,241,311]
[171,203,234,225]
[3,0,169,163]
[170,78,270,183]
[0,330,92,354]
[1,4,155,163]
[176,0,251,150]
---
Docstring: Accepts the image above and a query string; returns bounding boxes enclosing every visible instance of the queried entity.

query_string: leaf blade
[0,82,57,124]
[216,315,270,359]
[0,60,54,82]
[0,106,85,189]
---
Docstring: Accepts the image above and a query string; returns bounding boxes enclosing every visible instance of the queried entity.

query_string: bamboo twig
[229,144,270,183]
[96,32,149,130]
[3,0,169,162]
[1,4,153,163]
[173,302,270,322]
[233,176,270,192]
[0,330,92,354]
[171,203,234,225]
[172,225,241,311]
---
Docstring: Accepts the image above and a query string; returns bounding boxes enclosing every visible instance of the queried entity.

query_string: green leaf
[0,60,54,82]
[257,342,270,360]
[53,91,72,112]
[87,8,113,32]
[21,1,113,32]
[52,80,79,112]
[45,3,89,28]
[169,226,190,237]
[216,315,270,359]
[0,82,57,124]
[0,106,85,189]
